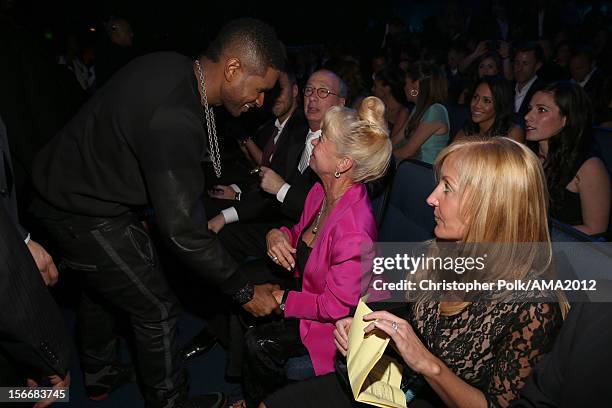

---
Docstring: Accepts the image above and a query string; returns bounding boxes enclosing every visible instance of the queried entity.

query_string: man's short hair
[206,18,285,75]
[514,42,544,63]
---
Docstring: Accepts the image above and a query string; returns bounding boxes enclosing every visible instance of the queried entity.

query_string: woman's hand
[266,229,295,271]
[363,311,441,377]
[333,317,353,356]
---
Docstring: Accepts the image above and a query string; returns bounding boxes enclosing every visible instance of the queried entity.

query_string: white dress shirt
[514,75,539,113]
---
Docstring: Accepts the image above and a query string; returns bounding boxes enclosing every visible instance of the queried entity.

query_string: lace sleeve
[485,303,562,407]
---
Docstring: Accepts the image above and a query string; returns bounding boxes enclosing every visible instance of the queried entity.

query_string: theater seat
[591,127,612,235]
[378,159,436,242]
[592,127,612,176]
[445,104,470,142]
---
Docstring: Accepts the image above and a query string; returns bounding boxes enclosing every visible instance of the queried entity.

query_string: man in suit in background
[0,116,71,407]
[513,43,546,120]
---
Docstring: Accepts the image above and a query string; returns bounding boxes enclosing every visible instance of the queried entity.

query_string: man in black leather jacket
[31,18,284,408]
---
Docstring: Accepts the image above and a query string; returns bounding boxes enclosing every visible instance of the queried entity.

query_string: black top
[296,235,313,277]
[33,52,201,218]
[32,52,245,295]
[550,189,582,225]
[410,301,562,407]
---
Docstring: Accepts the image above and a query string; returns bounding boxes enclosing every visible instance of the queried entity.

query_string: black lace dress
[265,300,562,408]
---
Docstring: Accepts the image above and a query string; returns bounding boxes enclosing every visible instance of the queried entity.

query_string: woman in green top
[393,62,450,164]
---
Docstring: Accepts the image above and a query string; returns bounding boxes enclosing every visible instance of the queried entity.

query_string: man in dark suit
[513,43,546,119]
[570,50,605,110]
[0,116,71,405]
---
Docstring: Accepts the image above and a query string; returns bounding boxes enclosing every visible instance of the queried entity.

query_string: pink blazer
[280,182,377,375]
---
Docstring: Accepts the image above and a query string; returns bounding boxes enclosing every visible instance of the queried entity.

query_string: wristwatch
[280,290,289,311]
[234,191,241,201]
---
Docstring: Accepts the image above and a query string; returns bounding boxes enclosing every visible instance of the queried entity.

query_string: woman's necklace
[311,198,326,235]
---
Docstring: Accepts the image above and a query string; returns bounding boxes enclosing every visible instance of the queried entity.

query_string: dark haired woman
[372,67,411,146]
[456,76,524,142]
[393,62,450,164]
[525,81,610,237]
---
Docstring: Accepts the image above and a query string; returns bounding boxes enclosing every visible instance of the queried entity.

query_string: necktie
[261,126,281,167]
[298,130,320,173]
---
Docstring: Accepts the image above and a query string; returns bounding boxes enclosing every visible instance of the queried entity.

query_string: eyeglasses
[303,86,338,99]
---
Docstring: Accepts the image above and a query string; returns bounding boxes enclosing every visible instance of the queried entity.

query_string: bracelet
[232,282,254,305]
[280,290,289,311]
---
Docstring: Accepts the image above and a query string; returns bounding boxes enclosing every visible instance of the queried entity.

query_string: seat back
[445,104,470,142]
[378,159,436,242]
[591,128,612,235]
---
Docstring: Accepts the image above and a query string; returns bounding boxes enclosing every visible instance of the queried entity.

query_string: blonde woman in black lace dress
[261,137,565,408]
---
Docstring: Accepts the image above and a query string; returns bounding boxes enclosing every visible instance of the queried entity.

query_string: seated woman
[525,81,611,237]
[372,67,411,146]
[241,96,392,406]
[262,137,565,408]
[456,76,524,142]
[394,62,450,165]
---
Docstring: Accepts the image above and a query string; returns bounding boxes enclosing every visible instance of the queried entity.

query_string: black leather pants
[42,213,186,408]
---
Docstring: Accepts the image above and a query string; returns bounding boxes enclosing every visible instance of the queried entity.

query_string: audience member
[263,137,564,408]
[242,96,391,406]
[372,67,410,145]
[394,61,450,164]
[95,15,138,87]
[457,76,524,141]
[0,116,72,407]
[31,18,285,408]
[513,43,545,118]
[525,81,611,237]
[569,49,605,112]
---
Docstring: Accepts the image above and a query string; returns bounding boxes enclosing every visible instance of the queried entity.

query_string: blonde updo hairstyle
[320,96,392,183]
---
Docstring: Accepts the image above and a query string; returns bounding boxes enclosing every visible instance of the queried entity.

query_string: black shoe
[181,329,217,361]
[178,392,226,408]
[84,363,135,400]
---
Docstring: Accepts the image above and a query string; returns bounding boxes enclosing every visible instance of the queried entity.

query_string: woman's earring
[410,89,419,97]
[334,171,341,178]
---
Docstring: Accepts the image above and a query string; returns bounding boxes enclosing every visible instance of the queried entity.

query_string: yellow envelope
[346,298,407,408]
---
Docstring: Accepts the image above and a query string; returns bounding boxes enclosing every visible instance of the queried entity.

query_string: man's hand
[208,185,237,200]
[27,372,70,408]
[27,240,58,286]
[207,214,226,234]
[242,283,281,317]
[259,166,285,195]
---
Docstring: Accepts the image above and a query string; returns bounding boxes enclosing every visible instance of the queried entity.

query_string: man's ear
[224,57,242,82]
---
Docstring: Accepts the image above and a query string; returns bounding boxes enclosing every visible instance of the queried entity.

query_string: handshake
[241,283,285,318]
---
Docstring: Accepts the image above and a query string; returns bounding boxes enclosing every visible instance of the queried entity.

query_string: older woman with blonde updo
[240,96,392,406]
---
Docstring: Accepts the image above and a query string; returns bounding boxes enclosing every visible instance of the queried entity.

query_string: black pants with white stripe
[42,212,185,408]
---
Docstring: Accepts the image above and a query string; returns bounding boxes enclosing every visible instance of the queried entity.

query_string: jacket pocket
[126,224,156,266]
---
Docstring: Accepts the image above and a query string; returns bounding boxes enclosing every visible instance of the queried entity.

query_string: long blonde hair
[421,137,567,316]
